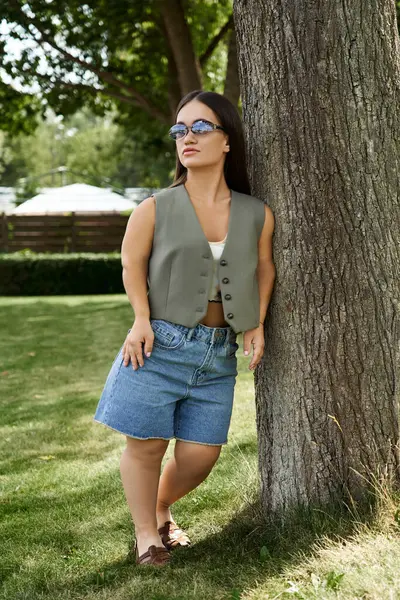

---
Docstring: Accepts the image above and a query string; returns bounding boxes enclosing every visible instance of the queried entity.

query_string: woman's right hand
[122,317,154,370]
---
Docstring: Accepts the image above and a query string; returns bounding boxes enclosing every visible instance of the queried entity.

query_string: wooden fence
[0,212,130,253]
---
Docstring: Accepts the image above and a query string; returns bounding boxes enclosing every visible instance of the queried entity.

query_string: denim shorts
[93,319,239,446]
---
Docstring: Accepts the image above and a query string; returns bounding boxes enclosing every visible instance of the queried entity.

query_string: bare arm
[121,195,156,322]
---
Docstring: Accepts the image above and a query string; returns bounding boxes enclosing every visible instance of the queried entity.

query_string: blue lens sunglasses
[168,119,226,140]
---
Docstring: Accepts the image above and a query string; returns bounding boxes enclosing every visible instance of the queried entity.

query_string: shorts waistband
[164,320,237,346]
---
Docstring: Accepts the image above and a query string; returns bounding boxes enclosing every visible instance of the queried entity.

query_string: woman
[94,90,275,567]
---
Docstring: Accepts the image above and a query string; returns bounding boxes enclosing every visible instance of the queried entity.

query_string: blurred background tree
[0,0,235,188]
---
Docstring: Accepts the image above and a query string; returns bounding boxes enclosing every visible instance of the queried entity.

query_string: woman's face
[175,99,230,170]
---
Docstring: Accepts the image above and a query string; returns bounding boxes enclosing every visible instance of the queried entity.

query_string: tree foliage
[0,107,173,188]
[1,0,234,134]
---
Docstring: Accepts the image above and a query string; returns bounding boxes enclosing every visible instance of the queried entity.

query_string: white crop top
[207,234,227,302]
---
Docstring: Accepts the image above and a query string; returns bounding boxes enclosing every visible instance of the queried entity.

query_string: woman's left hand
[243,323,265,371]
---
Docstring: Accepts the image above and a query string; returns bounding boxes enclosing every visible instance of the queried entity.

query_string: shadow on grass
[0,438,382,600]
[0,299,386,599]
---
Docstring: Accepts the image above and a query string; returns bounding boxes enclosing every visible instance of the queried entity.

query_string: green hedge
[0,251,125,295]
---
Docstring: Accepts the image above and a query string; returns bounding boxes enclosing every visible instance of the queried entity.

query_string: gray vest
[146,183,265,334]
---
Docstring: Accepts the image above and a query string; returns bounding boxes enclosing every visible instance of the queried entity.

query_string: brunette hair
[168,90,251,195]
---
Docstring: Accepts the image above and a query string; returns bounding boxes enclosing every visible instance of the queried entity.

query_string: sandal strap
[135,542,171,565]
[158,520,191,548]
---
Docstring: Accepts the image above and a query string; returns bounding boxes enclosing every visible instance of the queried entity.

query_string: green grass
[1,295,399,600]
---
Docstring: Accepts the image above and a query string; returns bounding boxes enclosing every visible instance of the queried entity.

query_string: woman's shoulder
[235,189,273,218]
[233,189,273,238]
[152,184,183,199]
[233,188,265,205]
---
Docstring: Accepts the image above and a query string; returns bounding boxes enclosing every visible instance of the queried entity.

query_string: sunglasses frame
[168,119,225,140]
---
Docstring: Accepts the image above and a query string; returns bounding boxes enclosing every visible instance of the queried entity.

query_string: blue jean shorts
[93,319,239,446]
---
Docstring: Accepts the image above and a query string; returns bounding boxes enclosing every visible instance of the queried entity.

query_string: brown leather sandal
[134,540,172,566]
[158,520,191,550]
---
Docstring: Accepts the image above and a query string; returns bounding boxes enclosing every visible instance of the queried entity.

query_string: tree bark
[233,0,400,517]
[224,28,241,108]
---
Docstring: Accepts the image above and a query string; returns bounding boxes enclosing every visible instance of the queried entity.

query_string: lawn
[1,295,399,600]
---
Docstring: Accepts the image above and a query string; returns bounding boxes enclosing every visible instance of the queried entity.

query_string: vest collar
[178,183,237,262]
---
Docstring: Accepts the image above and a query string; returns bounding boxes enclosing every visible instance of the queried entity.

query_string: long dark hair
[168,90,251,195]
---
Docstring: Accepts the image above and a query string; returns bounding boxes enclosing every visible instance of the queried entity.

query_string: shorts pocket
[150,319,186,350]
[226,341,239,359]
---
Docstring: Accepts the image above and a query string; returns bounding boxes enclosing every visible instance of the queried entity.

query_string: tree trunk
[233,0,400,517]
[224,28,241,108]
[159,0,203,95]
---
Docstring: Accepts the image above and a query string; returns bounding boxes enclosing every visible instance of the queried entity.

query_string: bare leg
[120,437,170,557]
[156,440,222,527]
